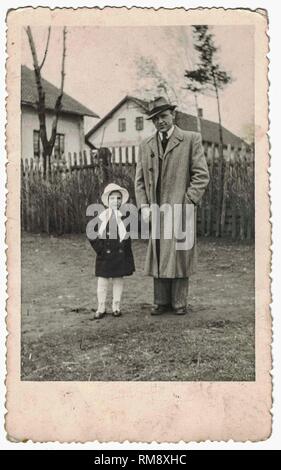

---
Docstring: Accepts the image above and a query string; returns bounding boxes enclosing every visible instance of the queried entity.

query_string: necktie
[161,132,168,152]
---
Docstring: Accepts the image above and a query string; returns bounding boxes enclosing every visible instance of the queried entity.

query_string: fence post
[214,143,222,237]
[24,159,29,232]
[132,146,136,165]
[230,150,237,240]
[21,159,26,231]
[213,146,220,237]
[44,159,50,234]
[125,146,129,165]
[83,150,88,167]
[112,147,116,164]
[220,144,231,236]
[236,152,243,240]
[34,158,41,232]
[119,147,123,169]
[250,151,255,239]
[206,144,214,236]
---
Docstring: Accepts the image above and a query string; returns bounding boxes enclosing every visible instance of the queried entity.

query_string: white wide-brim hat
[101,183,129,207]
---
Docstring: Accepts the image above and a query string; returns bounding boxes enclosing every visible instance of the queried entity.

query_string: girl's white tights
[97,277,124,313]
[112,277,124,312]
[97,277,108,313]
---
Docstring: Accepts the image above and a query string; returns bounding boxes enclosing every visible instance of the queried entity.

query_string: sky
[21,25,254,139]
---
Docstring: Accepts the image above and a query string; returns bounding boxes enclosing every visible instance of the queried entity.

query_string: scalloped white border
[1,0,280,450]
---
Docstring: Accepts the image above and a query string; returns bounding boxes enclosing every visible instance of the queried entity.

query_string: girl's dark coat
[89,215,135,278]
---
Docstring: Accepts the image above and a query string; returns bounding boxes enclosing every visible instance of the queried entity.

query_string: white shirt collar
[159,125,174,140]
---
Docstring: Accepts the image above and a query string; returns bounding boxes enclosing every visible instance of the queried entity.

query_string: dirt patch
[21,234,255,381]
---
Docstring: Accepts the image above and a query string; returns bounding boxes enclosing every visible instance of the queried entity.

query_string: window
[33,130,41,158]
[136,116,144,131]
[33,131,65,159]
[118,118,126,132]
[54,133,65,158]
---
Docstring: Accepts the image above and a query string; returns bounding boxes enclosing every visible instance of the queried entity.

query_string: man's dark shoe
[151,304,171,315]
[173,306,187,315]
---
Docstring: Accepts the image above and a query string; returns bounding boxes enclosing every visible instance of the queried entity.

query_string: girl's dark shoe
[93,310,106,320]
[112,310,122,317]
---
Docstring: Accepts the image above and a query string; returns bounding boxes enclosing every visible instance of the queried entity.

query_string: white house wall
[21,106,86,161]
[87,100,155,150]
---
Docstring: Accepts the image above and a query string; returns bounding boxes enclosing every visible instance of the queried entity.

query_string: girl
[89,183,135,319]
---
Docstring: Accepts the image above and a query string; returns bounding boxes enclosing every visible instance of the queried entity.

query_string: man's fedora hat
[146,96,177,120]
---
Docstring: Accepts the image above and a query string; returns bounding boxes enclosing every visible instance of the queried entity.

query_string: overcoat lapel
[148,133,162,192]
[163,126,184,158]
[147,133,159,159]
[146,127,184,192]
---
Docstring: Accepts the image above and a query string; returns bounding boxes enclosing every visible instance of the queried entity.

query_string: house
[85,96,156,151]
[21,65,99,161]
[85,95,245,163]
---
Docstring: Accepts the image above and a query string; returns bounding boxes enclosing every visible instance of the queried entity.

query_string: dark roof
[85,95,245,148]
[175,111,244,147]
[21,65,99,118]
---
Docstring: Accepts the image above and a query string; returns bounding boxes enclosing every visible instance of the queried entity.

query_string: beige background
[6,7,270,442]
[20,24,254,139]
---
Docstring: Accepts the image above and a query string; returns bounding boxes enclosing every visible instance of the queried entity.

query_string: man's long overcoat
[135,125,210,278]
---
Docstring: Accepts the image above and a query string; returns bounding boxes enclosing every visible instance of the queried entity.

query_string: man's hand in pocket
[141,205,151,223]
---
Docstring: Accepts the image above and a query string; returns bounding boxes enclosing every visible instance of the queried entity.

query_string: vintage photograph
[5,6,271,444]
[20,23,255,382]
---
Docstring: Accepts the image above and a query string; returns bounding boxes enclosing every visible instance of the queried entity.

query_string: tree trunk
[194,92,202,134]
[26,26,67,180]
[43,150,48,180]
[213,73,225,237]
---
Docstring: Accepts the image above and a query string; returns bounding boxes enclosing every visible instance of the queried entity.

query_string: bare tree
[176,26,203,133]
[134,56,180,104]
[25,26,67,178]
[183,80,202,133]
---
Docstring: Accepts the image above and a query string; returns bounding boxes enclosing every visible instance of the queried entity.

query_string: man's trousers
[153,277,189,309]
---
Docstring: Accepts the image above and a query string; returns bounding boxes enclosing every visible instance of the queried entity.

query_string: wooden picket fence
[199,143,254,240]
[21,149,135,235]
[21,144,254,240]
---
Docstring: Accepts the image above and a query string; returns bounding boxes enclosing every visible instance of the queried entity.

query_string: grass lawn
[21,233,255,381]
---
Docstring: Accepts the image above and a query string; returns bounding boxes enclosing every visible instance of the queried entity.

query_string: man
[135,96,210,315]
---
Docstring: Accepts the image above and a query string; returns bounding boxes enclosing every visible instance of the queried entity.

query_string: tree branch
[60,27,67,97]
[50,26,67,148]
[26,26,40,70]
[26,27,45,103]
[39,26,51,70]
[26,26,48,149]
